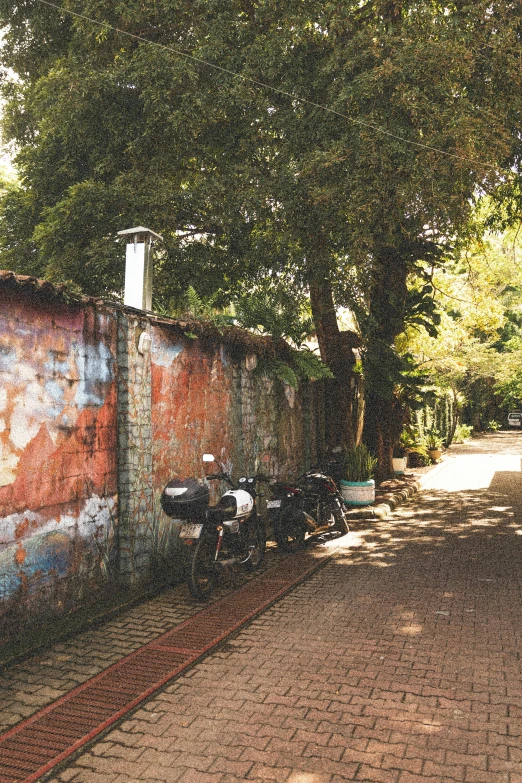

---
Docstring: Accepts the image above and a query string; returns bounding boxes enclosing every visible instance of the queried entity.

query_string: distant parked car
[507,412,522,428]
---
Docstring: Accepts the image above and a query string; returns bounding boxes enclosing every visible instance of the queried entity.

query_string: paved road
[12,432,522,782]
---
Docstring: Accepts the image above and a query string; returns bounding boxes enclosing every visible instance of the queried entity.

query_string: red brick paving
[0,550,334,782]
[4,431,522,783]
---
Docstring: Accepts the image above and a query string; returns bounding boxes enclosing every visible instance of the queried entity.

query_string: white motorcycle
[161,455,268,600]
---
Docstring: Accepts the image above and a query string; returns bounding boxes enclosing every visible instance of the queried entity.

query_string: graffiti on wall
[0,295,117,618]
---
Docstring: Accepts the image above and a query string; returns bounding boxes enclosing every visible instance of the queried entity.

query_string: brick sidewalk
[47,433,522,783]
[0,546,341,783]
[7,432,522,782]
[0,468,427,735]
[0,544,297,735]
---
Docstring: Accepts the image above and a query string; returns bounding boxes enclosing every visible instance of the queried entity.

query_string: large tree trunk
[364,387,407,481]
[445,381,460,447]
[308,274,361,454]
[363,249,409,481]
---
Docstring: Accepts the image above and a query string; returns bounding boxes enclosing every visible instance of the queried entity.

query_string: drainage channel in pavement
[0,546,336,783]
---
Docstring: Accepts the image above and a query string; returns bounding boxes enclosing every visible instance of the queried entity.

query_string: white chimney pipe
[118,226,162,311]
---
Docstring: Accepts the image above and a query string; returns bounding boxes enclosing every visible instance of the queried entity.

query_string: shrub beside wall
[414,392,455,444]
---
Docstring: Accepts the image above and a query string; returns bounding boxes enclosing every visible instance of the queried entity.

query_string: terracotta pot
[428,448,442,462]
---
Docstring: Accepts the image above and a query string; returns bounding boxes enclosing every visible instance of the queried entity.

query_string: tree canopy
[399,218,522,431]
[1,1,521,466]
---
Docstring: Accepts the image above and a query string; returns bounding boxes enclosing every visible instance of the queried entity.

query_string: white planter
[392,457,407,475]
[340,479,375,507]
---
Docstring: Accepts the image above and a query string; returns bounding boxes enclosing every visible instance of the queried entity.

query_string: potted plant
[424,429,444,462]
[396,425,429,468]
[340,444,378,506]
[392,443,407,475]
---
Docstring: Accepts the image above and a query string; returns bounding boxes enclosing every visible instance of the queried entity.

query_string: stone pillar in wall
[240,359,257,473]
[230,360,246,474]
[116,311,155,585]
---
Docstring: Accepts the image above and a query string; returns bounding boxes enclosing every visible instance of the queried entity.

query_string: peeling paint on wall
[151,340,184,367]
[150,326,306,498]
[0,495,116,599]
[0,280,322,651]
[151,328,236,490]
[0,292,118,638]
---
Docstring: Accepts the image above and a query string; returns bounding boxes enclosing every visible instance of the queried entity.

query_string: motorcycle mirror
[202,454,215,463]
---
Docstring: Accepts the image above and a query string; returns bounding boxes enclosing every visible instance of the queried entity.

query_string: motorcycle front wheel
[188,535,217,600]
[244,521,266,571]
[274,512,306,553]
[333,501,350,535]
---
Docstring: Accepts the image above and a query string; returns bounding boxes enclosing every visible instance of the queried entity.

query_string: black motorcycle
[161,455,269,600]
[268,467,349,553]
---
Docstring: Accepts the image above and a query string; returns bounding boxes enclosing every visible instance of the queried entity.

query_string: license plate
[179,523,203,539]
[267,499,281,509]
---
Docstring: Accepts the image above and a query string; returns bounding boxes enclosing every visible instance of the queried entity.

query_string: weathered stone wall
[0,286,118,646]
[148,326,313,582]
[0,278,323,651]
[150,326,306,485]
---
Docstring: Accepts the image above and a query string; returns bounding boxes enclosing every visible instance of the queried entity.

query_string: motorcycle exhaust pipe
[215,557,238,568]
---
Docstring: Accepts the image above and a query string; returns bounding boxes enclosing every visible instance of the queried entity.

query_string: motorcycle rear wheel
[274,513,306,553]
[244,521,266,571]
[188,535,217,600]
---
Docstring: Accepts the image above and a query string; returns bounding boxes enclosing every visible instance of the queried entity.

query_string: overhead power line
[35,0,505,173]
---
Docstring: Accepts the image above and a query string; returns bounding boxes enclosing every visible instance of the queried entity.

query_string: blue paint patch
[220,345,229,367]
[0,346,16,372]
[75,386,104,408]
[27,532,71,576]
[74,342,114,408]
[152,342,184,367]
[44,356,71,375]
[45,379,65,403]
[0,532,72,600]
[0,549,19,598]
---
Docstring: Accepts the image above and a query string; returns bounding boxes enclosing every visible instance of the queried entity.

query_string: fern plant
[180,286,332,387]
[257,350,333,389]
[179,286,234,330]
[257,357,299,389]
[291,348,334,382]
[232,283,314,347]
[185,286,220,319]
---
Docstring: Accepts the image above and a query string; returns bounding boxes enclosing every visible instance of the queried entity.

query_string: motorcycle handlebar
[206,472,233,485]
[206,472,271,488]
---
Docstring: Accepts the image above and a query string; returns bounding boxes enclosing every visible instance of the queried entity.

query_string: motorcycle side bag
[161,478,210,519]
